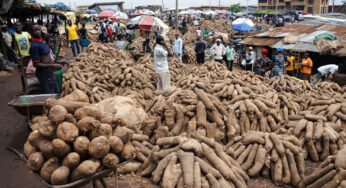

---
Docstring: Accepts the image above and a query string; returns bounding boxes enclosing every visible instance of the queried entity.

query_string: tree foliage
[229,3,242,13]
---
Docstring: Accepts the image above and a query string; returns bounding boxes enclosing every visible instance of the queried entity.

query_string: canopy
[110,12,129,20]
[216,10,228,15]
[232,23,254,32]
[203,10,216,15]
[178,11,189,15]
[126,15,169,34]
[98,10,116,18]
[232,18,254,27]
[134,9,155,16]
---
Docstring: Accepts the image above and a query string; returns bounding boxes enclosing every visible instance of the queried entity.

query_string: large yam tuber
[109,136,124,154]
[52,139,71,157]
[178,150,194,188]
[73,136,90,156]
[88,136,110,159]
[57,122,79,143]
[248,145,266,177]
[49,105,67,123]
[194,162,202,188]
[162,154,182,188]
[40,157,60,183]
[70,159,100,181]
[152,153,175,184]
[102,153,119,168]
[50,166,70,185]
[206,173,221,188]
[74,106,102,120]
[62,152,80,170]
[26,152,44,171]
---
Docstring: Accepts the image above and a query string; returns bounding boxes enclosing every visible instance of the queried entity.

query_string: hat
[216,39,221,42]
[249,47,253,50]
[261,48,268,54]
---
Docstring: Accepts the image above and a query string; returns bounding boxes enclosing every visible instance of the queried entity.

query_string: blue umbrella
[103,8,117,12]
[232,23,254,32]
[87,9,98,14]
[57,2,68,7]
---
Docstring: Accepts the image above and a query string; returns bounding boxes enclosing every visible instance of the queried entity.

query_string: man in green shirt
[226,43,236,71]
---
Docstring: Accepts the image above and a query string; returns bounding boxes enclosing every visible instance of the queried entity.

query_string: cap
[277,48,284,53]
[216,39,221,42]
[249,47,253,50]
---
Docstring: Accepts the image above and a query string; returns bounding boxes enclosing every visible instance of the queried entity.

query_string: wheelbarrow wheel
[25,85,42,95]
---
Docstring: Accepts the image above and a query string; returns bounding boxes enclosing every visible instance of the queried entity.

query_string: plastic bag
[96,96,147,132]
[26,60,36,74]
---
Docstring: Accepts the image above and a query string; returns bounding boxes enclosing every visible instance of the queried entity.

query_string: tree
[229,3,242,13]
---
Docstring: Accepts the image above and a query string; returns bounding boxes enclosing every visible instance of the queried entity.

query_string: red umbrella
[98,10,116,18]
[126,16,169,34]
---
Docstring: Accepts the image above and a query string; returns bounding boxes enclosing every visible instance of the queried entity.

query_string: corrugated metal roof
[243,24,346,55]
[240,38,282,46]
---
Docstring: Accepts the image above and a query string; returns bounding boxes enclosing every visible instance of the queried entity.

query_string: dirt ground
[0,47,317,188]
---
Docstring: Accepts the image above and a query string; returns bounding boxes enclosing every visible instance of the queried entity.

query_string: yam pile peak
[24,43,346,187]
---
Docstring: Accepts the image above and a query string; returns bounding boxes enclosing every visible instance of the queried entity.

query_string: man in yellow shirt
[285,52,295,76]
[66,20,80,57]
[300,53,313,81]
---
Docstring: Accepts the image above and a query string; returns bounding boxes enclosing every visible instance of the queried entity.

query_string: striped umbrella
[126,16,169,34]
[110,12,129,20]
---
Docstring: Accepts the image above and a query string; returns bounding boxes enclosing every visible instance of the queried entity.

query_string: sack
[241,59,246,66]
[96,96,147,132]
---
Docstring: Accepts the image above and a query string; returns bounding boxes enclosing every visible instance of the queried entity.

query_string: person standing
[196,27,202,38]
[153,36,172,91]
[116,24,122,40]
[203,28,209,38]
[173,33,183,62]
[285,52,295,76]
[12,22,31,64]
[79,23,90,51]
[66,19,80,57]
[255,48,273,77]
[271,48,286,77]
[225,43,236,71]
[300,53,313,81]
[245,47,255,71]
[195,37,206,65]
[29,24,62,94]
[210,39,225,63]
[182,18,187,28]
[311,64,338,84]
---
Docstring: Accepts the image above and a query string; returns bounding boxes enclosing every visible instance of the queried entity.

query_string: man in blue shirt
[173,33,183,62]
[30,24,62,94]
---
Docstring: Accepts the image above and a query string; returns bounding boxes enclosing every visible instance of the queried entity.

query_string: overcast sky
[37,0,258,9]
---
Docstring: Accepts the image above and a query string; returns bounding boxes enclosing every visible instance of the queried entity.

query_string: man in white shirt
[210,39,225,63]
[154,36,172,90]
[312,64,339,84]
[196,27,202,38]
[173,33,183,61]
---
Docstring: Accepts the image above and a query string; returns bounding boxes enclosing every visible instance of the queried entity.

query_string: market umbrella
[203,10,216,15]
[126,15,169,34]
[232,18,254,27]
[178,11,189,15]
[57,2,68,7]
[86,9,97,14]
[232,23,254,32]
[110,12,129,20]
[98,10,116,18]
[216,10,227,15]
[103,8,117,12]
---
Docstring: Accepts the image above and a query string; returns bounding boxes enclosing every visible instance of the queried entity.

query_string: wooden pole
[175,0,178,31]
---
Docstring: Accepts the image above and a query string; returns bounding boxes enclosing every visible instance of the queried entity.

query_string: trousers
[157,72,171,91]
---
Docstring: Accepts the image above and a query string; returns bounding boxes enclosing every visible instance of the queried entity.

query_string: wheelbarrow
[8,94,60,119]
[8,147,129,188]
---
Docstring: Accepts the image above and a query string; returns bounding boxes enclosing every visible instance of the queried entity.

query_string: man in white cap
[245,46,256,71]
[311,64,339,84]
[210,39,225,63]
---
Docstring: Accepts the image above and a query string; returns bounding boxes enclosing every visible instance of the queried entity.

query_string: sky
[36,0,258,10]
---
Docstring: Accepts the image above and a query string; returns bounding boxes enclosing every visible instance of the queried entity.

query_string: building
[135,5,162,12]
[328,0,345,13]
[88,2,124,13]
[258,0,329,14]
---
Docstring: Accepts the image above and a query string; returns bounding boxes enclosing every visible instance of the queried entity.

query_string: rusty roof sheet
[241,38,282,46]
[245,24,346,55]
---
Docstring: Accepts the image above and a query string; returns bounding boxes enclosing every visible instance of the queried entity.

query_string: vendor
[311,64,338,84]
[271,48,286,77]
[210,39,225,63]
[30,24,62,94]
[285,52,295,76]
[254,48,273,77]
